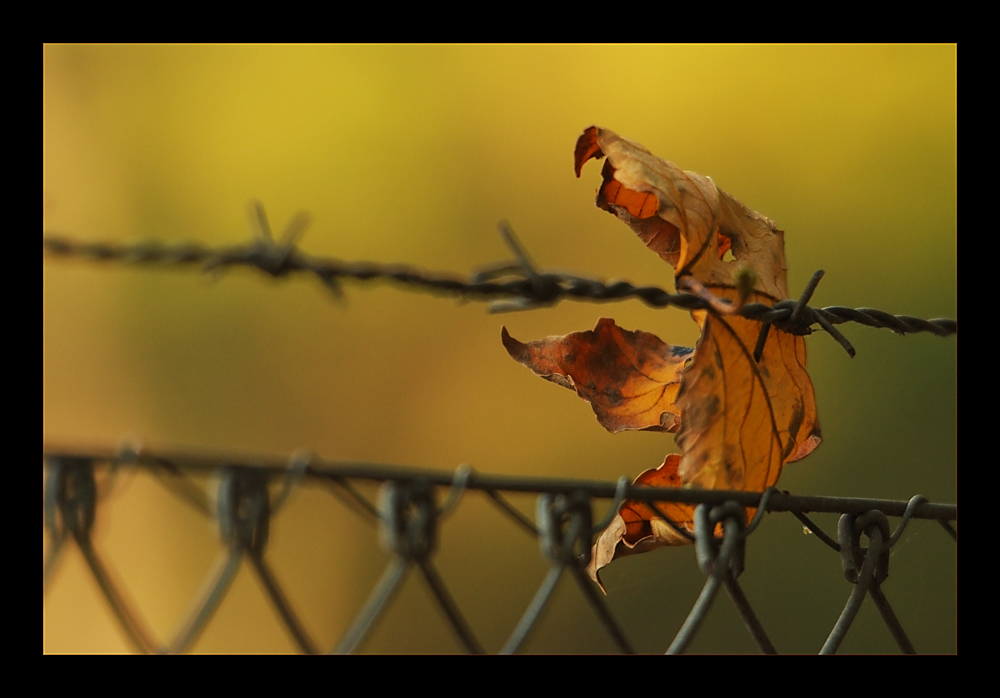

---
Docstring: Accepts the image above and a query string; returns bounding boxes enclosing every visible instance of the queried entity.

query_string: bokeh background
[43,45,956,653]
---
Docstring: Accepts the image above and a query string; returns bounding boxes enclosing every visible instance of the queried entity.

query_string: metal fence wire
[42,211,957,654]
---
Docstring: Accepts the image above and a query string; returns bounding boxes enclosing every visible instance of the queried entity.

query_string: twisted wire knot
[44,457,97,540]
[838,510,891,585]
[536,491,593,567]
[217,468,271,556]
[695,501,748,580]
[378,479,438,562]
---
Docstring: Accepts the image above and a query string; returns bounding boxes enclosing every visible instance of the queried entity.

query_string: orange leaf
[509,127,822,588]
[584,288,822,587]
[676,287,821,493]
[502,318,693,434]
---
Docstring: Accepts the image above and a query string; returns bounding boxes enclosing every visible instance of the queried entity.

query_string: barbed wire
[42,445,956,654]
[42,207,957,360]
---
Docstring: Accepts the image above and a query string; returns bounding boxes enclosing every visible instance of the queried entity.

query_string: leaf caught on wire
[507,126,822,586]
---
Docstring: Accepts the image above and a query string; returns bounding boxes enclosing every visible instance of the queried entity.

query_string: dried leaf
[675,287,821,493]
[502,318,693,434]
[587,454,695,591]
[574,125,789,300]
[507,126,822,587]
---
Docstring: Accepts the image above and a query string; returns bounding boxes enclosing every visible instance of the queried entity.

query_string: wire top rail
[42,442,957,523]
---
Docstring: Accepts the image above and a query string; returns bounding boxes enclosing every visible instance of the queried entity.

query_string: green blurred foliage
[43,45,955,653]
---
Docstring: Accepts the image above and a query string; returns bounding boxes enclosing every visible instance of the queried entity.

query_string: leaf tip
[574,126,604,178]
[787,431,822,463]
[500,325,524,359]
[587,512,626,593]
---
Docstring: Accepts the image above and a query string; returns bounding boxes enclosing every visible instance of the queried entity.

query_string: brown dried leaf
[502,318,693,434]
[508,127,823,587]
[587,454,695,591]
[586,289,821,586]
[676,287,821,493]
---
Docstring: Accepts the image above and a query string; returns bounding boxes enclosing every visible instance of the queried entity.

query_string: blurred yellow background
[43,45,956,653]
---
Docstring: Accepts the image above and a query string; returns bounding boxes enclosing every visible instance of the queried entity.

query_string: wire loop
[217,468,271,556]
[378,479,438,562]
[44,457,97,540]
[537,491,593,567]
[839,510,891,585]
[695,501,748,580]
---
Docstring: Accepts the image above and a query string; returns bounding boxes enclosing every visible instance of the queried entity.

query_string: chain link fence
[42,219,957,653]
[42,446,956,654]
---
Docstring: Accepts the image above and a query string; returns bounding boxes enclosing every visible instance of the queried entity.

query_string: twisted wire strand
[42,235,957,342]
